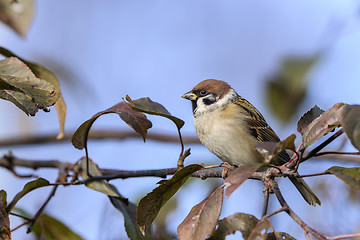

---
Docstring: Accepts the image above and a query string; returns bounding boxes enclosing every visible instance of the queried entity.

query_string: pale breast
[194,106,261,165]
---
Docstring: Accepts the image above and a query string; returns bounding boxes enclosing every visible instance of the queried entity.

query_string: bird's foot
[220,162,237,179]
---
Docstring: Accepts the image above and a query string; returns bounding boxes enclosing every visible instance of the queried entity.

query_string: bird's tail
[289,176,321,206]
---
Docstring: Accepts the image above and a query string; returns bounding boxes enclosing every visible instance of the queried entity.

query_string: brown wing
[233,96,290,164]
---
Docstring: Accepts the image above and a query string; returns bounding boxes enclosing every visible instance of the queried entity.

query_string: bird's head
[182,79,237,117]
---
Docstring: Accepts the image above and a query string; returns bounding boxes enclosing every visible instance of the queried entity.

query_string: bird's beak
[181,91,197,101]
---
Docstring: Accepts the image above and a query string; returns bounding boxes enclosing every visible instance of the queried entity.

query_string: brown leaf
[0,57,60,115]
[224,164,263,198]
[326,166,360,190]
[137,164,203,236]
[72,102,152,150]
[0,194,10,240]
[302,103,345,148]
[0,0,34,36]
[208,213,259,240]
[177,186,223,240]
[125,95,184,130]
[0,47,66,138]
[256,134,296,163]
[297,105,324,135]
[340,104,360,151]
[248,218,271,240]
[266,232,296,240]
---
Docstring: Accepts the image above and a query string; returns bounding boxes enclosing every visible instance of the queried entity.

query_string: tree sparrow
[182,79,320,206]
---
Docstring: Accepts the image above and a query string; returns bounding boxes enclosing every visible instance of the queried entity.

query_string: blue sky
[1,1,360,239]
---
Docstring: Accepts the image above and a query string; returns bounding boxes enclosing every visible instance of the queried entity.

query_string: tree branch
[0,130,200,147]
[271,180,326,240]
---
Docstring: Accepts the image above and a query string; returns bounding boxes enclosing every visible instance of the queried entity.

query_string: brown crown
[192,79,232,98]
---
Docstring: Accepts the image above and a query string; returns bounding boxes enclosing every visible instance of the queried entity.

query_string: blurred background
[0,0,360,239]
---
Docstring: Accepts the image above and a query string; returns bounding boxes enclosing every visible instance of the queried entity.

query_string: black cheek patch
[203,98,216,105]
[192,101,197,113]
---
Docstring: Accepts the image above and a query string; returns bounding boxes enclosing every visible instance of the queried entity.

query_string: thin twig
[262,188,270,217]
[302,129,344,162]
[9,212,31,221]
[11,221,30,232]
[298,172,332,178]
[314,151,360,157]
[262,206,288,219]
[328,232,360,240]
[271,180,326,240]
[27,185,58,233]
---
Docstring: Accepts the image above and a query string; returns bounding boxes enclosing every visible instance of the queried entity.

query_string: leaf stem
[302,129,344,162]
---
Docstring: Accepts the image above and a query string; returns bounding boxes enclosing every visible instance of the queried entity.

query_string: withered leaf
[302,103,345,148]
[225,163,263,198]
[0,47,66,139]
[256,134,296,163]
[72,102,152,150]
[0,0,34,36]
[137,164,203,236]
[0,194,10,240]
[297,105,324,135]
[340,104,360,151]
[326,166,360,190]
[125,95,184,130]
[248,218,271,240]
[208,212,259,240]
[6,178,49,213]
[177,186,223,240]
[79,157,124,199]
[0,57,60,115]
[266,232,296,240]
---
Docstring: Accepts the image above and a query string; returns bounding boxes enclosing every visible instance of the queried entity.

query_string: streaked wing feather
[233,96,290,164]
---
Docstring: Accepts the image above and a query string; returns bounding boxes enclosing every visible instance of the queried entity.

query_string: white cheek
[193,89,237,118]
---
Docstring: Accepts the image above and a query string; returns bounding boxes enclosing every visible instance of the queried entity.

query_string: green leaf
[326,166,360,190]
[297,105,324,135]
[137,164,203,235]
[225,163,263,198]
[0,47,66,139]
[125,95,185,129]
[208,213,259,240]
[266,56,318,123]
[248,218,271,240]
[6,178,49,213]
[301,103,345,148]
[177,186,223,240]
[0,194,10,240]
[109,185,151,240]
[15,208,83,240]
[79,157,124,198]
[72,102,152,149]
[0,0,34,36]
[340,104,360,151]
[0,57,60,116]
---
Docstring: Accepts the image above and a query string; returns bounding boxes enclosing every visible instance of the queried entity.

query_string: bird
[182,79,320,206]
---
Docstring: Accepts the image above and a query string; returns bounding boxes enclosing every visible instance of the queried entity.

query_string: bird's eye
[200,89,207,96]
